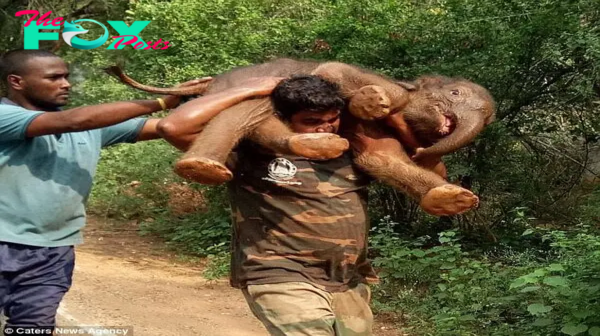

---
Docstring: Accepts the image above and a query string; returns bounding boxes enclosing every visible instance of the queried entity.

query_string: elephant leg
[175,98,273,184]
[349,121,478,216]
[355,148,477,216]
[312,62,411,120]
[248,114,350,160]
[348,85,391,120]
[384,112,448,179]
[413,156,448,180]
[176,99,352,184]
[429,160,448,180]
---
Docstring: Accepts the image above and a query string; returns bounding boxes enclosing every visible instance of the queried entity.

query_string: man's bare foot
[348,85,391,120]
[174,157,233,185]
[288,133,350,160]
[420,184,479,216]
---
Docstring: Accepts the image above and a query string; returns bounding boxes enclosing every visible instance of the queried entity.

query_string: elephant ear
[396,81,417,91]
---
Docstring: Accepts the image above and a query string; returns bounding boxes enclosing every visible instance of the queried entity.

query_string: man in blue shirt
[0,49,280,333]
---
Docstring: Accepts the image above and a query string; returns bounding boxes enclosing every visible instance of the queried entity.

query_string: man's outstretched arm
[25,79,206,138]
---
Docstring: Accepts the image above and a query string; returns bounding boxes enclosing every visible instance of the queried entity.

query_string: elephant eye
[451,89,460,95]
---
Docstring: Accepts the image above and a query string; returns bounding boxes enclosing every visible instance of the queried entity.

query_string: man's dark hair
[0,49,59,84]
[271,75,345,120]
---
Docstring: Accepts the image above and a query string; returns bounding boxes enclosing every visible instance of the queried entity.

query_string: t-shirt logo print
[263,158,302,185]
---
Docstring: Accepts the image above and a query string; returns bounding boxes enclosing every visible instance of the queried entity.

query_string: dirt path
[58,216,266,336]
[58,216,401,336]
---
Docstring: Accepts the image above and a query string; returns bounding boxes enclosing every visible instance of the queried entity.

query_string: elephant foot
[288,133,350,160]
[349,85,391,120]
[420,184,479,216]
[174,157,233,185]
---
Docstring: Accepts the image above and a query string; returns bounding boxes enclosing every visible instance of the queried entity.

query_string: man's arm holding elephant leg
[158,77,283,151]
[248,114,349,160]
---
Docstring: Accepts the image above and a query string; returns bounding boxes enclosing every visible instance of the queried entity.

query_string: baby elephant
[106,59,495,216]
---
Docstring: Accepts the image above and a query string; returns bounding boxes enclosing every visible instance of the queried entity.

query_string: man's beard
[26,92,65,111]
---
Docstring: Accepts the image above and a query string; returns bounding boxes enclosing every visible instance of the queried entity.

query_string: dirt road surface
[56,216,401,336]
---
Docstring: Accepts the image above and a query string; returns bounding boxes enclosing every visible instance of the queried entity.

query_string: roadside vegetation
[2,0,599,334]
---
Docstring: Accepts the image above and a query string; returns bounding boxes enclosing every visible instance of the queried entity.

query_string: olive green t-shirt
[228,142,378,292]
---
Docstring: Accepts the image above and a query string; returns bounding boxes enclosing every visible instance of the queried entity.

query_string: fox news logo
[16,10,171,50]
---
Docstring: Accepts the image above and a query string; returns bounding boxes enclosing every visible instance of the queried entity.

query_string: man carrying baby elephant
[161,75,380,336]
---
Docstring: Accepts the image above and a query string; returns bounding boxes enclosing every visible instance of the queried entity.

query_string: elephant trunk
[419,109,485,157]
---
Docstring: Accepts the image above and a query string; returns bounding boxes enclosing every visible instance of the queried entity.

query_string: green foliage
[579,186,600,225]
[507,227,600,335]
[89,139,179,219]
[2,0,595,229]
[203,252,231,280]
[371,216,600,335]
[140,185,232,257]
[2,1,599,335]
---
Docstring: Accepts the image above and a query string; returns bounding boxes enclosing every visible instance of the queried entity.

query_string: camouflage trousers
[242,281,373,336]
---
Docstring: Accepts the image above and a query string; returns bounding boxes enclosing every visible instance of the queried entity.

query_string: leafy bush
[139,185,232,257]
[370,216,600,335]
[508,228,600,336]
[2,2,599,334]
[89,139,180,219]
[203,252,231,280]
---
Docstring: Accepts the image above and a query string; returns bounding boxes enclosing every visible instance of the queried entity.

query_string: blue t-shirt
[0,98,146,247]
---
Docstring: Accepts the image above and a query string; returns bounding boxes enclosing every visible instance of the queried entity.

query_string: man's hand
[236,77,285,96]
[157,76,283,151]
[162,77,213,109]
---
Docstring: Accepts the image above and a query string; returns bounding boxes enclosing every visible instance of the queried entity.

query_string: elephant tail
[104,65,212,96]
